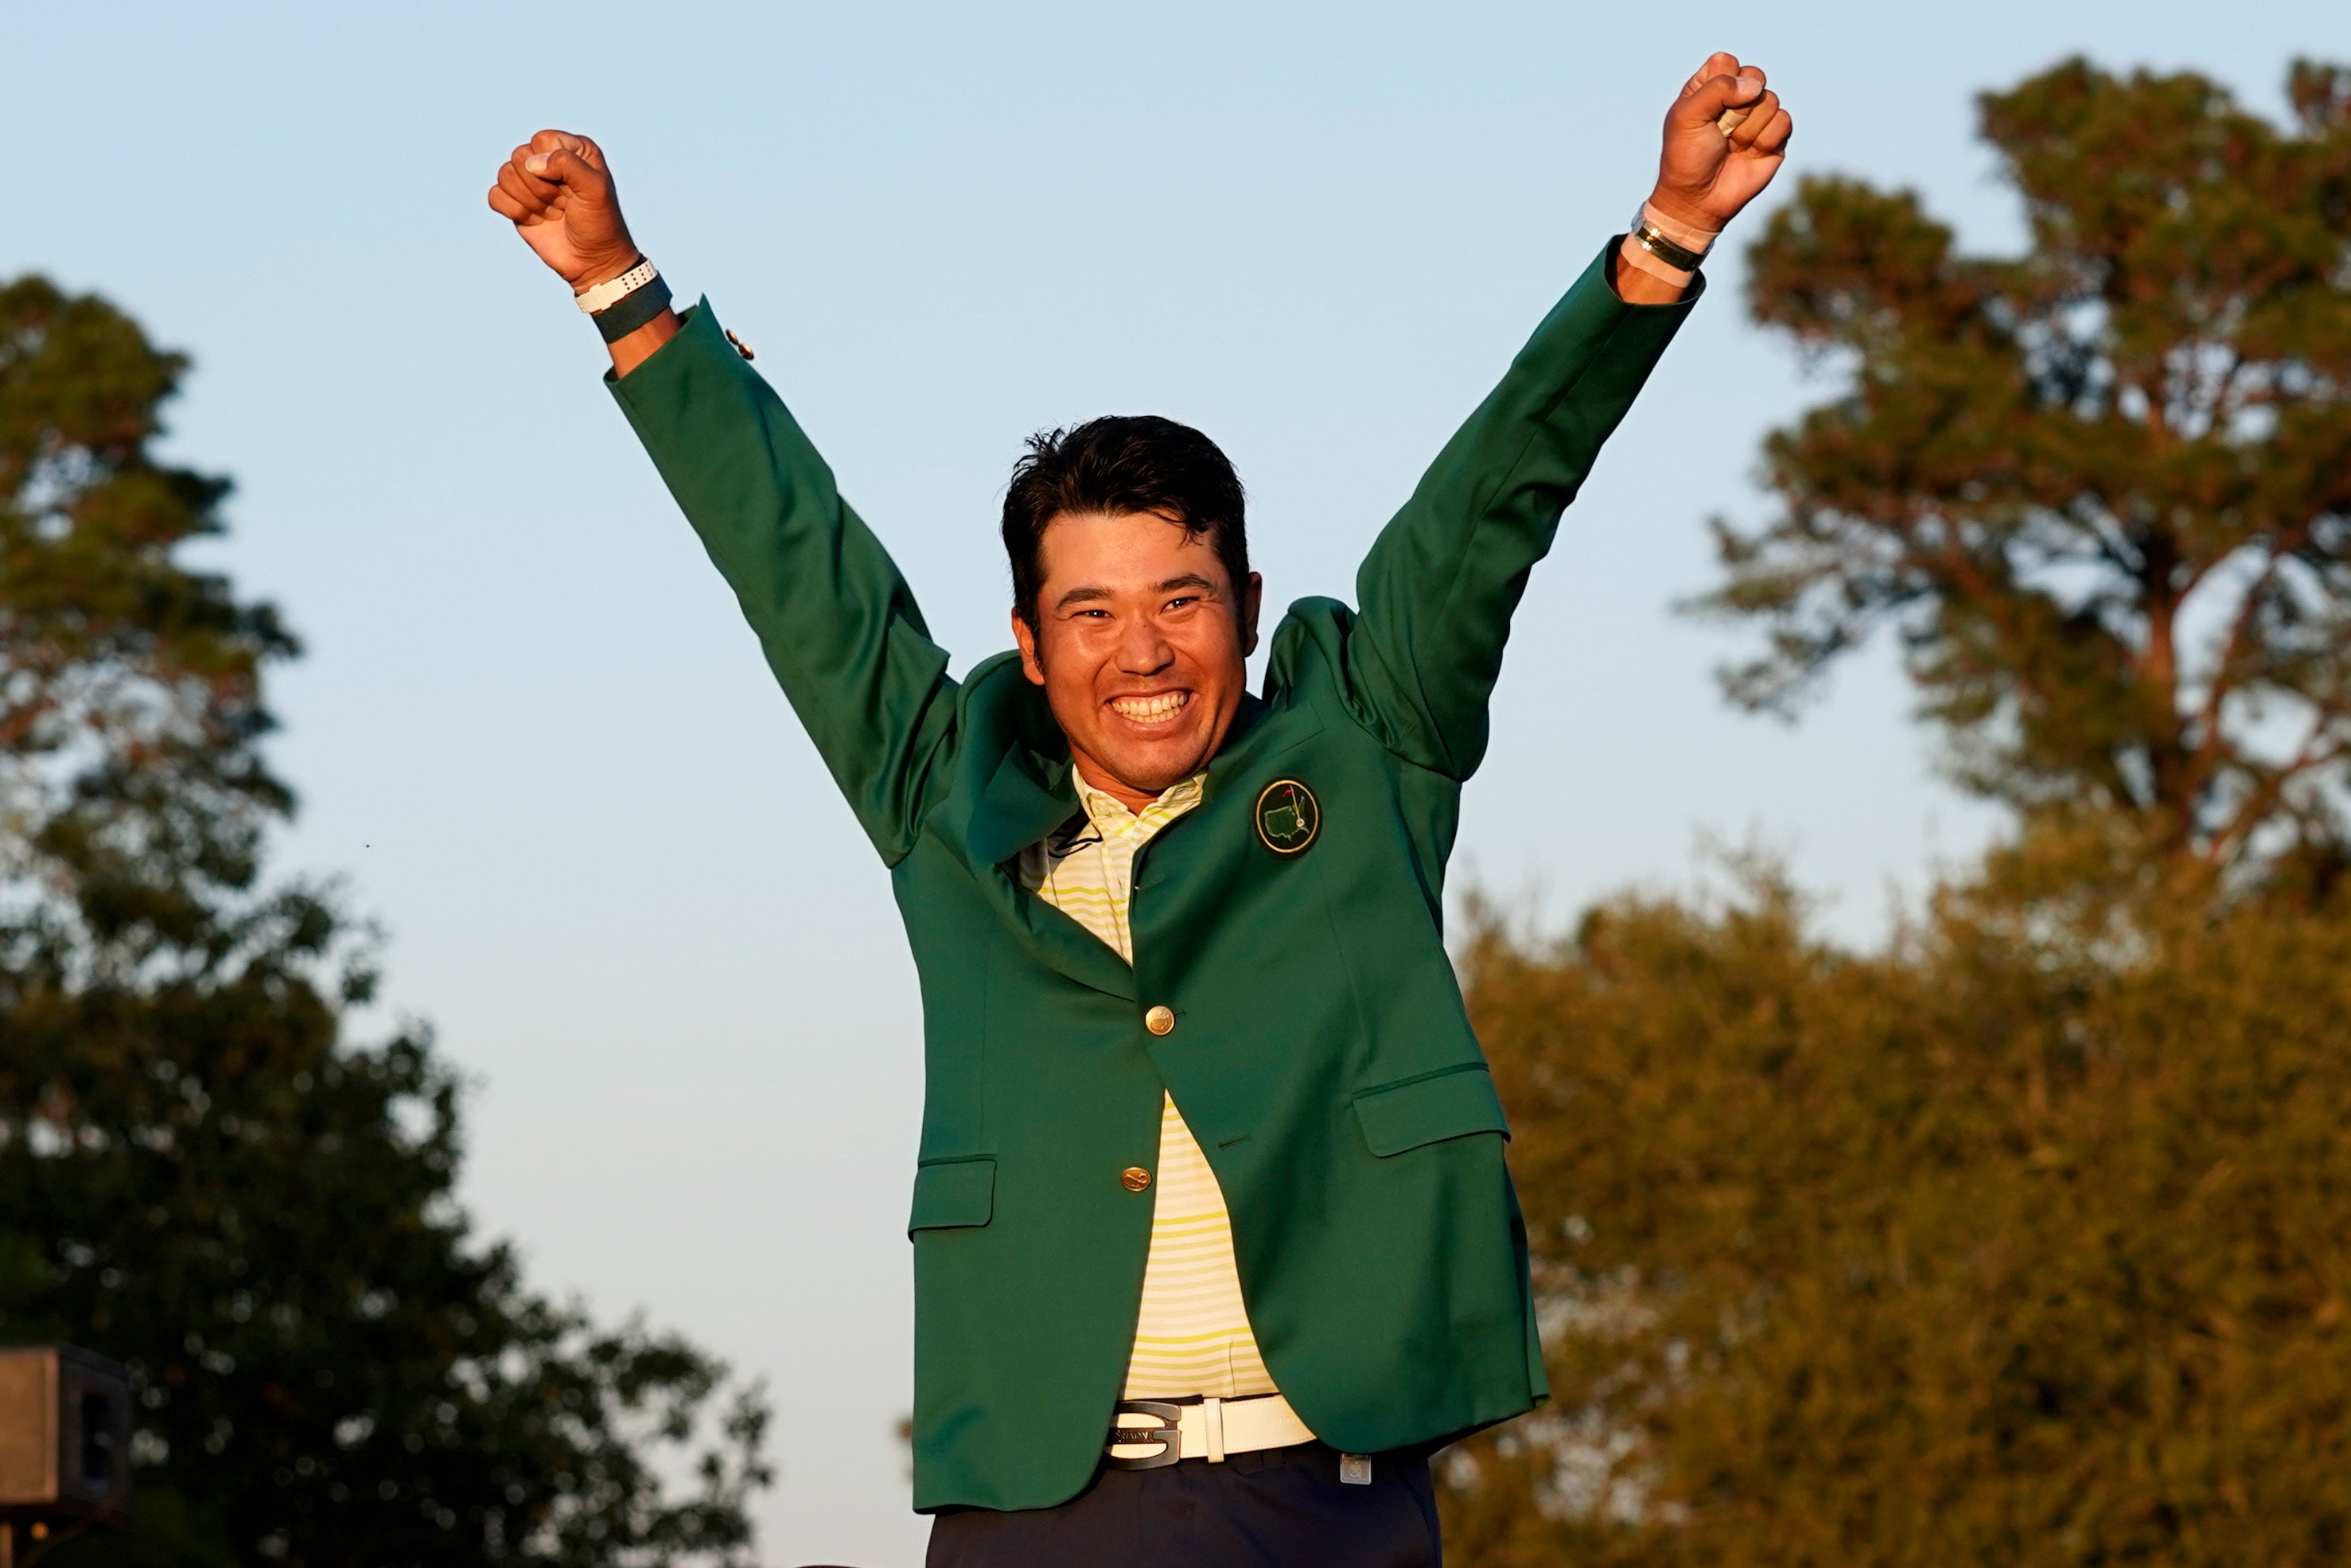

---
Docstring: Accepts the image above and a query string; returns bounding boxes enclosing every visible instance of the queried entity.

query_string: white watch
[575,259,657,314]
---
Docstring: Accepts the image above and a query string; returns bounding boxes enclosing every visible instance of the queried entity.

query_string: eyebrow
[1052,574,1222,612]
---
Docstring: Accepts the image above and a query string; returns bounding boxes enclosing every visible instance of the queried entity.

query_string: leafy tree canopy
[0,276,771,1566]
[1697,57,2351,891]
[1441,858,2351,1566]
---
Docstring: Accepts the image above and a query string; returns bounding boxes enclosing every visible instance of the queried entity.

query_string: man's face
[1012,510,1262,811]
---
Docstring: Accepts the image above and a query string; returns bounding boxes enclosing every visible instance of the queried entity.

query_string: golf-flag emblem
[1254,779,1321,856]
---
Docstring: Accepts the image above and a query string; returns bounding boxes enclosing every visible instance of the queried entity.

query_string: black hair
[1001,414,1248,629]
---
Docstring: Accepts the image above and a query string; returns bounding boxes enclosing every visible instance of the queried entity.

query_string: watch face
[1254,780,1320,856]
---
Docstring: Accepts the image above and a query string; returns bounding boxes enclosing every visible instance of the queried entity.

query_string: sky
[4,3,2341,1562]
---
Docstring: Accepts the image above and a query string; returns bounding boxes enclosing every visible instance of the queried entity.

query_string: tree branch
[2205,718,2349,868]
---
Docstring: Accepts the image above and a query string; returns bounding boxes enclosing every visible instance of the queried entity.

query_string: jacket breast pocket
[908,1156,997,1235]
[1353,1065,1511,1158]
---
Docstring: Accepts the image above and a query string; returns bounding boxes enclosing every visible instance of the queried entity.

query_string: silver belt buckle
[1105,1400,1183,1470]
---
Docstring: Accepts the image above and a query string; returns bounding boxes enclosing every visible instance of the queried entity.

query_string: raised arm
[487,131,683,375]
[1344,54,1792,778]
[488,132,958,863]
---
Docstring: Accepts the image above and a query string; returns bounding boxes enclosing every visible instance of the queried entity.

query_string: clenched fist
[1648,53,1794,232]
[486,130,643,292]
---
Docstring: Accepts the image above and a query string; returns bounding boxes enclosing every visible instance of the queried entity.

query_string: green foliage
[0,275,294,958]
[0,277,770,1565]
[1441,57,2351,1562]
[1695,58,2351,885]
[1440,858,2351,1566]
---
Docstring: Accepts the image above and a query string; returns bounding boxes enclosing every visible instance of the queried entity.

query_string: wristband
[593,274,673,342]
[1629,205,1715,271]
[1637,201,1720,258]
[1617,235,1694,291]
[575,257,656,314]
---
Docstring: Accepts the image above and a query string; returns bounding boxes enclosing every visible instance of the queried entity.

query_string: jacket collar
[952,678,1285,1006]
[963,685,1269,866]
[963,741,1079,870]
[956,691,1138,1002]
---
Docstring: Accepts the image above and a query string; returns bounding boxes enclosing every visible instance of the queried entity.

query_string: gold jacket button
[1121,1166,1153,1192]
[1144,1005,1176,1036]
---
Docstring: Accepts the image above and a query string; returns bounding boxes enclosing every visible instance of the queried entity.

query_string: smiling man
[492,53,1789,1567]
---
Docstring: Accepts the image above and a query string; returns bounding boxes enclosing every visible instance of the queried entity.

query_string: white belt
[1106,1394,1317,1469]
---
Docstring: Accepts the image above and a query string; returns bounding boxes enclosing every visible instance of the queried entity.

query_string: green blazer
[610,244,1695,1512]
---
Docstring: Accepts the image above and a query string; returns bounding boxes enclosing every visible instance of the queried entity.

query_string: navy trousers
[925,1442,1442,1568]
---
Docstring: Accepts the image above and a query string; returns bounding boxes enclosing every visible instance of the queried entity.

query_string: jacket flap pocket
[908,1157,997,1234]
[1353,1066,1509,1158]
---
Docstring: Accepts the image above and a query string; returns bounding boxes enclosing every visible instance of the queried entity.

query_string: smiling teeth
[1111,692,1189,721]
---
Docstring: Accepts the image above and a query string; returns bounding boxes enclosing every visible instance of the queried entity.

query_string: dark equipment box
[0,1344,133,1539]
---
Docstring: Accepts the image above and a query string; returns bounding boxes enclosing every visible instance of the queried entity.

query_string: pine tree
[0,276,769,1566]
[1438,57,2351,1566]
[1695,59,2351,893]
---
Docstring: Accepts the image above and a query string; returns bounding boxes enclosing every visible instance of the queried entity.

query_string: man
[490,53,1789,1566]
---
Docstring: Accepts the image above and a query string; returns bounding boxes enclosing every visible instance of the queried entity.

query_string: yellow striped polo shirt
[1016,772,1279,1401]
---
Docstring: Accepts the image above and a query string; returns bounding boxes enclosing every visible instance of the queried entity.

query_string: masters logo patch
[1254,779,1321,856]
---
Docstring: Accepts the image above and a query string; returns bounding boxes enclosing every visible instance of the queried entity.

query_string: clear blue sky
[6,3,2338,1562]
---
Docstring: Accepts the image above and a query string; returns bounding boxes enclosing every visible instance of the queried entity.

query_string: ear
[1013,609,1046,686]
[1239,571,1263,658]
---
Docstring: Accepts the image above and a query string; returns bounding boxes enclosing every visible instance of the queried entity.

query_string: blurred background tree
[1694,57,2351,895]
[1440,56,2351,1566]
[1442,868,2351,1566]
[0,277,771,1566]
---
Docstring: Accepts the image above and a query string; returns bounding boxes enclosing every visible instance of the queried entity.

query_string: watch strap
[1628,216,1707,275]
[575,257,656,314]
[593,273,673,342]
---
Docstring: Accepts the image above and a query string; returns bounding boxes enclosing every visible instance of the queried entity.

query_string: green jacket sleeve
[609,302,958,865]
[1345,242,1699,780]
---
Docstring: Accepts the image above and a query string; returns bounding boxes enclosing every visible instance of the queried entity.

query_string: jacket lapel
[962,744,1139,1003]
[962,743,1074,868]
